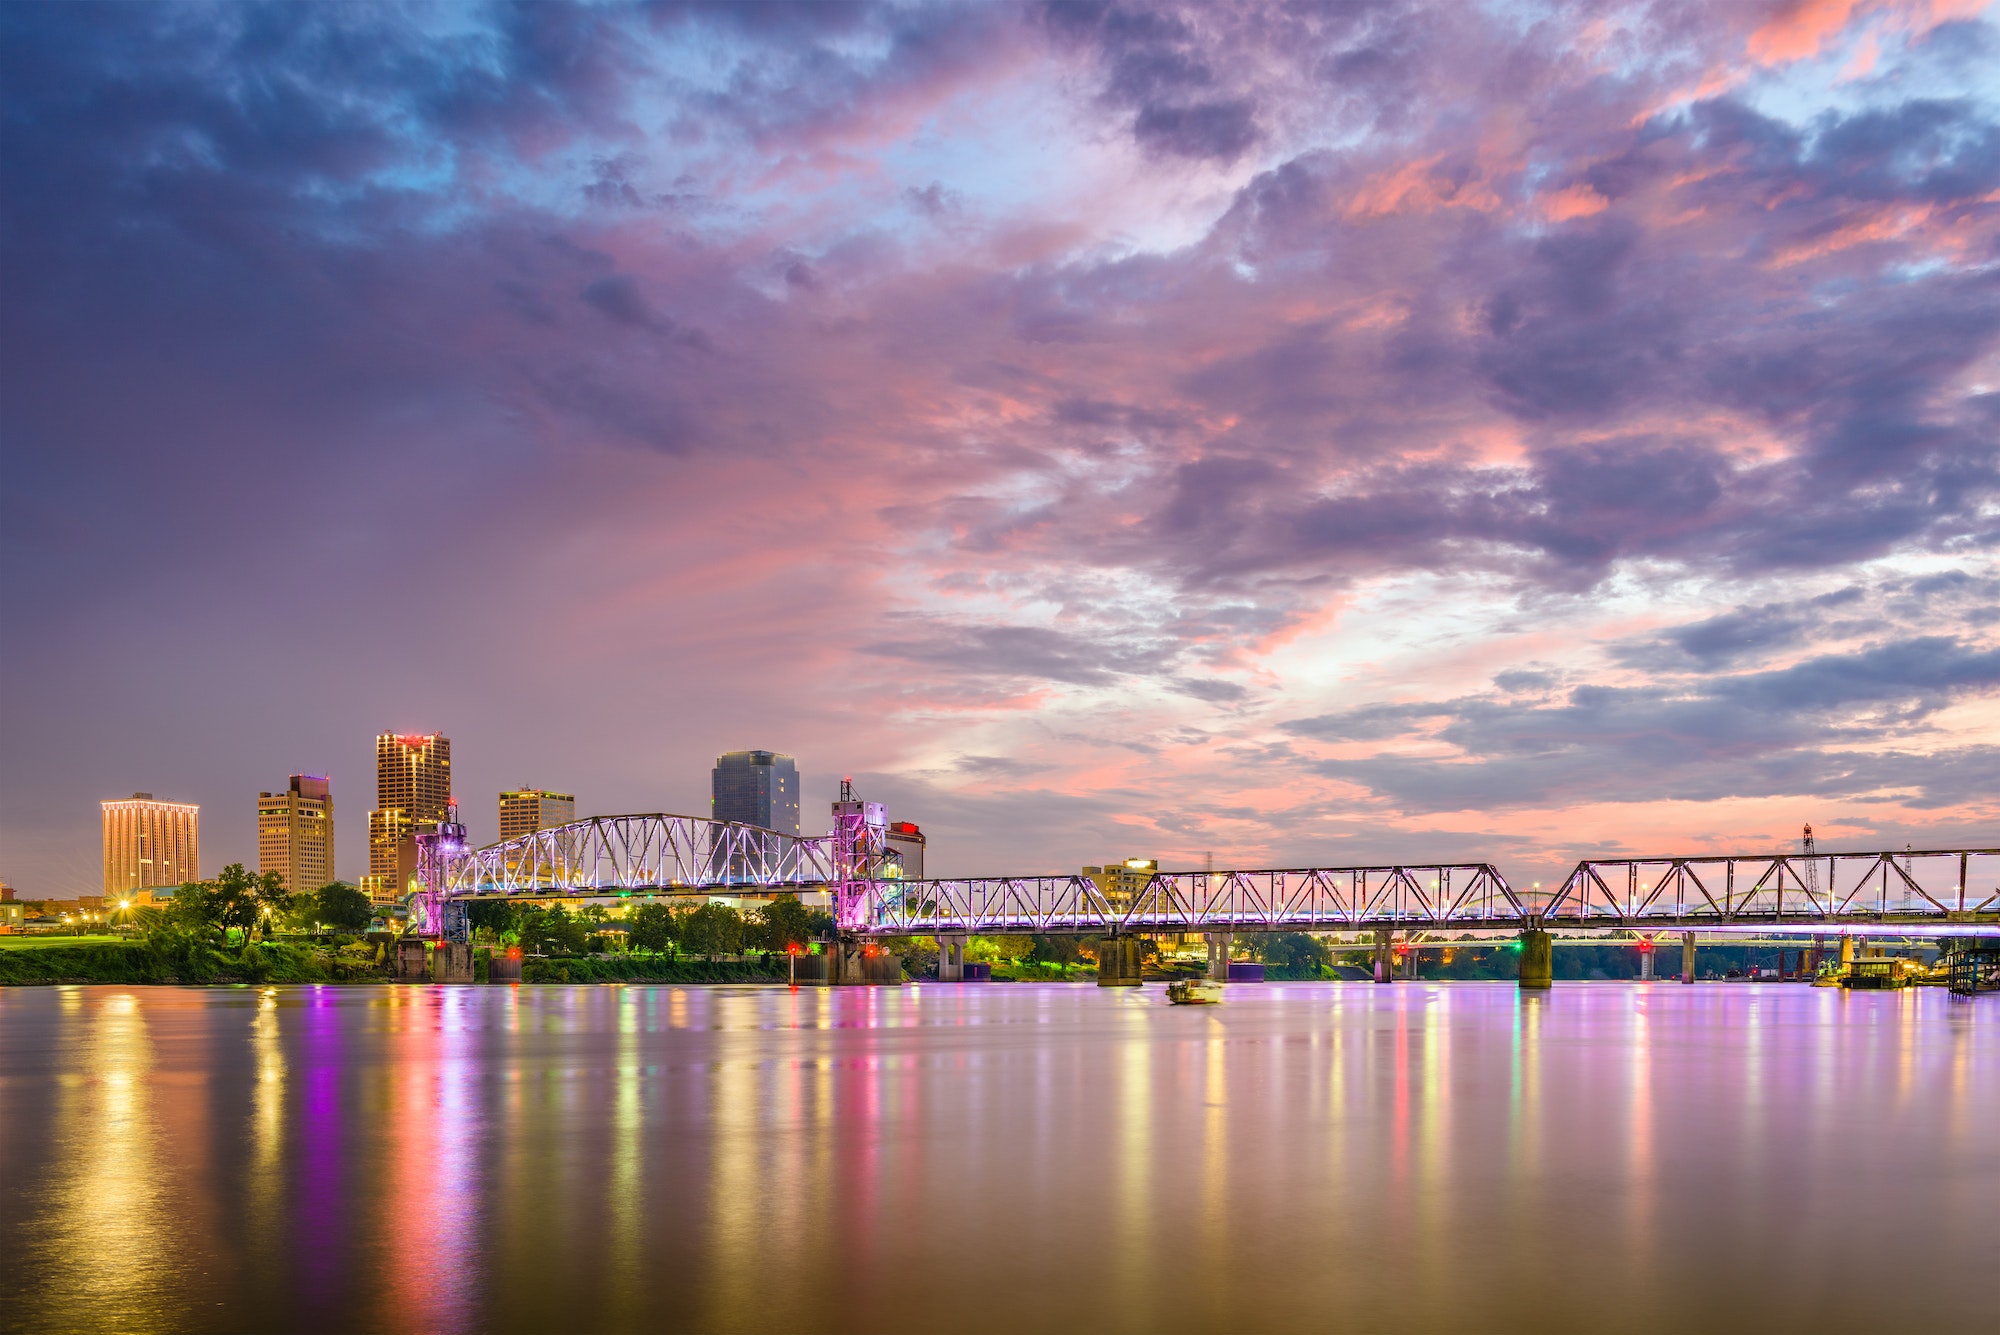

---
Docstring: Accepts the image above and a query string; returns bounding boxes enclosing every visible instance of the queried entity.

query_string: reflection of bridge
[430,811,1997,941]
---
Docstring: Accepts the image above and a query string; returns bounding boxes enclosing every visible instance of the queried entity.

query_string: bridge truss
[433,815,1999,940]
[443,813,834,897]
[862,864,1524,935]
[1546,848,2000,926]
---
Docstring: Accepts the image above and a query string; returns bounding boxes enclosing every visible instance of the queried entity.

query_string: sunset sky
[4,0,1997,897]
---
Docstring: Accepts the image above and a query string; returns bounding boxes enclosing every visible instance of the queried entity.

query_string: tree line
[466,895,834,961]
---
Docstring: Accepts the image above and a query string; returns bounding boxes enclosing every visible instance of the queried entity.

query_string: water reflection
[2,983,1996,1334]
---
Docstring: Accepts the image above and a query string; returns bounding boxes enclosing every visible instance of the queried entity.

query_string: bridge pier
[1518,927,1553,990]
[1682,931,1696,984]
[936,933,967,982]
[1639,937,1654,982]
[1097,935,1144,987]
[827,938,905,986]
[1372,929,1395,983]
[1840,935,1856,969]
[1205,932,1232,984]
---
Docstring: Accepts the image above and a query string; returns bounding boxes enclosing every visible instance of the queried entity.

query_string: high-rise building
[886,820,926,880]
[1085,859,1158,907]
[259,775,335,893]
[711,750,799,835]
[102,793,200,904]
[500,788,575,841]
[368,733,451,901]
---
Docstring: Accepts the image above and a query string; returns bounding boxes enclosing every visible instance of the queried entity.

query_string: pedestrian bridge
[435,814,1997,937]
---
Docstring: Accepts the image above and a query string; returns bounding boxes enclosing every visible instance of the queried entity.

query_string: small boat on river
[1166,978,1224,1005]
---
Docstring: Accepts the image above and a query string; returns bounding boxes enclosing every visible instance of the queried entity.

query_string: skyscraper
[499,788,575,840]
[259,774,334,893]
[102,793,200,904]
[711,750,799,835]
[367,733,450,901]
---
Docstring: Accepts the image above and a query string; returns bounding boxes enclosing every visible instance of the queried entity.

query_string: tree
[629,902,679,955]
[967,935,1033,964]
[520,905,589,955]
[683,902,743,961]
[755,895,814,951]
[1253,932,1330,980]
[465,899,519,941]
[1030,935,1081,966]
[311,883,374,931]
[206,864,291,944]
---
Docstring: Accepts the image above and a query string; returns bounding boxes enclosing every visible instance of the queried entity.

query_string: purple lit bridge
[425,812,1999,943]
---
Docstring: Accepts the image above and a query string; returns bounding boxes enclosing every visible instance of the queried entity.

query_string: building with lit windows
[258,774,334,892]
[887,820,926,879]
[499,788,575,841]
[711,750,799,835]
[1084,858,1158,907]
[368,733,450,902]
[102,793,200,904]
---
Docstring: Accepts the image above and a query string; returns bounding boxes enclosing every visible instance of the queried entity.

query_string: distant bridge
[431,812,1998,939]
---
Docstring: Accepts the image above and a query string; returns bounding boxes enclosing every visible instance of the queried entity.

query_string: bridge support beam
[1840,935,1856,969]
[1097,935,1144,987]
[1373,929,1394,983]
[1206,932,1232,984]
[1682,931,1696,984]
[1518,928,1553,990]
[1639,937,1654,982]
[936,933,967,982]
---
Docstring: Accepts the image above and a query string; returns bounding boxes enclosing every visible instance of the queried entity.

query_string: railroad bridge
[415,803,1998,987]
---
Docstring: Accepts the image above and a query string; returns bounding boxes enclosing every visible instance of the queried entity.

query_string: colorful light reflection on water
[1,983,1994,1333]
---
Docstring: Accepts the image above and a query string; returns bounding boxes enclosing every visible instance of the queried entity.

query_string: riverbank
[0,938,819,986]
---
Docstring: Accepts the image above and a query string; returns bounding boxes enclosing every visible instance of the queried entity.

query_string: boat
[1166,978,1224,1005]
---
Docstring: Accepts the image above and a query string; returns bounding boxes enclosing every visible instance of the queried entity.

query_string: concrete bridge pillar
[1206,932,1232,983]
[1518,928,1553,990]
[1810,934,1825,977]
[936,933,967,982]
[1097,934,1144,987]
[1682,931,1696,984]
[1840,935,1856,968]
[1373,928,1395,984]
[1639,937,1654,982]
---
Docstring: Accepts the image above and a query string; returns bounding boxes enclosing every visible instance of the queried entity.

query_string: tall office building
[259,775,334,893]
[102,794,200,904]
[499,788,575,840]
[886,820,926,880]
[367,733,451,901]
[711,750,799,835]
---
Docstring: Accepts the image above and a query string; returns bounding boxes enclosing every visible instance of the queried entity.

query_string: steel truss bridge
[433,813,1998,939]
[1548,848,2000,929]
[443,813,834,896]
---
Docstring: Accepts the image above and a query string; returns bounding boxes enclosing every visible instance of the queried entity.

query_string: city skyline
[5,3,1999,901]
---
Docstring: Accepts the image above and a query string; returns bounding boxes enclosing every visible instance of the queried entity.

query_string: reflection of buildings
[500,788,574,840]
[711,750,799,835]
[258,774,334,892]
[366,733,450,903]
[887,821,926,880]
[102,793,200,905]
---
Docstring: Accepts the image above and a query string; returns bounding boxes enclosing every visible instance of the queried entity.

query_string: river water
[0,981,1993,1333]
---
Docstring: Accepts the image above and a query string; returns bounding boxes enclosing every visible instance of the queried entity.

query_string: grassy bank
[0,939,377,985]
[520,955,793,983]
[0,938,806,986]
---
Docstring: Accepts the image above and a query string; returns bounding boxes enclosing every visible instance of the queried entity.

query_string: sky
[3,0,1997,898]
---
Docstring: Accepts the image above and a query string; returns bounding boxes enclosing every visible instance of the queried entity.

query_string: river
[0,981,1993,1333]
